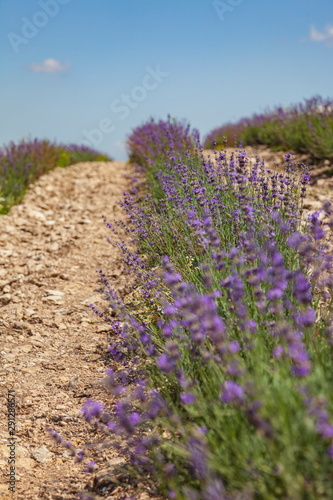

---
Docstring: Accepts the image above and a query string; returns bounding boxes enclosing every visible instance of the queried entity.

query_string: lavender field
[2,0,333,497]
[43,113,333,499]
[2,101,333,499]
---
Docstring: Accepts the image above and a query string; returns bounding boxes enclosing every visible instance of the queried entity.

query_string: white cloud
[310,25,333,44]
[114,140,126,151]
[29,58,70,73]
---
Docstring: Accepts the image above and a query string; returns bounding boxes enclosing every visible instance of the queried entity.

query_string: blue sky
[0,0,332,160]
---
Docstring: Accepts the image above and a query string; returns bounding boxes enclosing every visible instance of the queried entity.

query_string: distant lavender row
[0,138,111,214]
[51,118,333,499]
[204,95,333,161]
[127,116,200,166]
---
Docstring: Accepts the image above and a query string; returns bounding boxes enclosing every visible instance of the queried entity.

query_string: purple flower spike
[221,380,245,403]
[203,478,227,500]
[273,345,284,359]
[180,392,196,405]
[157,354,175,374]
[76,450,85,463]
[83,461,96,473]
[81,399,104,423]
[108,344,125,361]
[294,308,316,328]
[292,272,312,305]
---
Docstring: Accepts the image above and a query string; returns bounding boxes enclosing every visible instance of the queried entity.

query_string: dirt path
[0,161,143,499]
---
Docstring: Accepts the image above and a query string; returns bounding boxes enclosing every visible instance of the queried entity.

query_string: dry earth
[0,149,332,500]
[0,161,153,500]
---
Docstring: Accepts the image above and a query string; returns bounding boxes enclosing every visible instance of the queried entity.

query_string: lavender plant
[51,118,333,499]
[204,95,333,162]
[0,138,111,214]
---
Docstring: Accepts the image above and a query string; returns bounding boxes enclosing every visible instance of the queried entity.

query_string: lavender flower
[180,392,196,404]
[83,461,96,473]
[81,399,104,423]
[220,380,245,403]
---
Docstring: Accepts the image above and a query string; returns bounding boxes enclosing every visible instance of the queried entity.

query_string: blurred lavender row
[0,138,111,214]
[204,95,333,162]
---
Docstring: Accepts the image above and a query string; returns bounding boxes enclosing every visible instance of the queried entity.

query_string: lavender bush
[204,95,333,162]
[127,117,199,168]
[51,119,333,499]
[0,138,111,214]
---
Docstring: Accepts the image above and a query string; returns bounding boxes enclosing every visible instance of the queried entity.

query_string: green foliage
[56,151,71,167]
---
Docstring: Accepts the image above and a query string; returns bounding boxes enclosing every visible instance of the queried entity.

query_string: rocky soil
[0,149,332,500]
[0,161,151,500]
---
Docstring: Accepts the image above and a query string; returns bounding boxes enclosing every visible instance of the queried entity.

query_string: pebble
[0,293,11,304]
[48,242,60,252]
[55,404,69,410]
[31,445,53,463]
[45,289,64,296]
[30,339,44,348]
[25,308,36,317]
[43,296,63,303]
